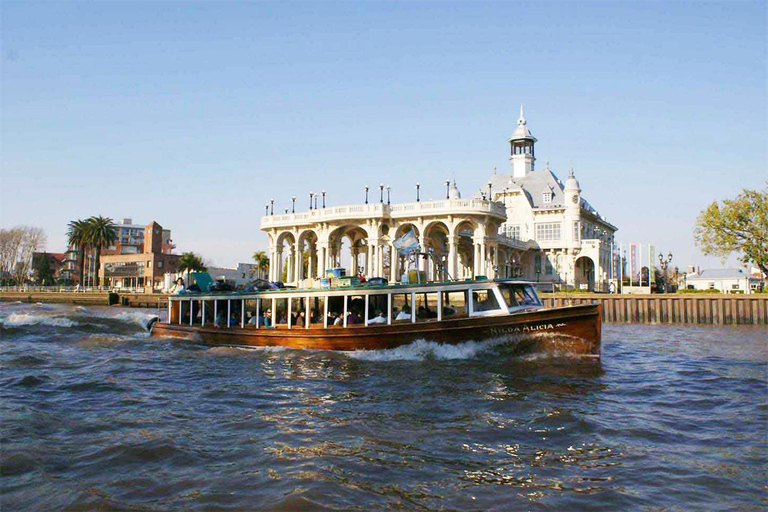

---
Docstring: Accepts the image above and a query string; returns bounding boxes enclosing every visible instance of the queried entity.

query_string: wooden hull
[151,304,601,359]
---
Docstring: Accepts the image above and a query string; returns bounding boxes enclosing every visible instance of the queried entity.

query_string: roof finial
[569,166,574,178]
[518,104,526,125]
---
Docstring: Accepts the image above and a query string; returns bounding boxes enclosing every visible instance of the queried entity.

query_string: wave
[345,338,507,362]
[0,304,157,334]
[1,312,79,328]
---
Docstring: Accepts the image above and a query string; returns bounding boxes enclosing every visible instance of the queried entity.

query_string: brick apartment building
[100,222,181,292]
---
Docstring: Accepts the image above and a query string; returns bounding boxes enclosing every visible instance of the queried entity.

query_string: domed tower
[508,105,537,178]
[564,168,582,246]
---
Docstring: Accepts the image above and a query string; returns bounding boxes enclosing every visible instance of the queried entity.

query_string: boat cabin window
[274,298,288,326]
[441,290,468,319]
[346,295,365,325]
[308,296,324,327]
[289,297,305,328]
[392,293,412,323]
[244,299,260,327]
[415,292,439,322]
[498,284,541,308]
[367,294,388,326]
[327,296,344,327]
[471,289,502,314]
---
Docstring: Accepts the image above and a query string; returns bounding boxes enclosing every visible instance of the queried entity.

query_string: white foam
[0,312,78,328]
[345,338,506,362]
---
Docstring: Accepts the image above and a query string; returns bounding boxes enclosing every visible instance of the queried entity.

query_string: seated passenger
[333,313,343,326]
[187,278,201,293]
[294,311,306,327]
[171,278,186,295]
[367,311,386,325]
[347,311,361,324]
[395,307,411,321]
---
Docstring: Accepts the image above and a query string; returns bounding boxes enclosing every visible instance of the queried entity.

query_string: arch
[295,229,319,283]
[575,256,596,291]
[422,221,450,281]
[327,224,370,275]
[454,220,479,279]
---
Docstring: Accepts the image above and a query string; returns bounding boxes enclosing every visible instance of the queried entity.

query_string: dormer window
[542,192,552,203]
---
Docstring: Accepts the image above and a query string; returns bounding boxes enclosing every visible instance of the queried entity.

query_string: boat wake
[0,303,157,336]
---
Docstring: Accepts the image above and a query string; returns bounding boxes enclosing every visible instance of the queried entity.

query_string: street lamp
[487,182,492,201]
[658,251,673,293]
[322,191,326,208]
[416,183,420,202]
[270,199,274,215]
[291,196,296,213]
[309,192,314,210]
[379,184,384,203]
[386,186,391,205]
[264,204,269,216]
[445,180,450,199]
[314,194,318,210]
[364,186,369,204]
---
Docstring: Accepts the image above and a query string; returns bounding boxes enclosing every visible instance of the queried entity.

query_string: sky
[1,1,765,269]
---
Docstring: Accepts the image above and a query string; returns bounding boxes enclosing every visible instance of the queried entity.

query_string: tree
[35,253,56,285]
[252,250,270,279]
[67,219,90,285]
[0,228,23,284]
[85,215,117,286]
[178,252,207,274]
[694,185,768,275]
[11,226,46,284]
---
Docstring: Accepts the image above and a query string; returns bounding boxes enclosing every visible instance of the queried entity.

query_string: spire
[518,104,526,125]
[569,167,574,178]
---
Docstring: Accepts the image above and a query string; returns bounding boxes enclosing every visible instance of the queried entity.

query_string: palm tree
[66,219,89,285]
[252,251,270,279]
[178,252,207,275]
[85,216,117,287]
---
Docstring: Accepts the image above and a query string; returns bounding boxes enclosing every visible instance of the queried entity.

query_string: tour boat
[150,279,601,359]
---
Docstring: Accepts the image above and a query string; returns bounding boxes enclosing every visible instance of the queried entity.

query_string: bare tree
[0,226,47,284]
[0,228,24,284]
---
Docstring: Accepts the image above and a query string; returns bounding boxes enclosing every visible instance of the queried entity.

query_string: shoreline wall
[2,291,766,325]
[540,293,767,325]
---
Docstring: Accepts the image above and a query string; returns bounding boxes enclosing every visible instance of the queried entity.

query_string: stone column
[447,236,458,280]
[294,246,302,284]
[389,244,397,283]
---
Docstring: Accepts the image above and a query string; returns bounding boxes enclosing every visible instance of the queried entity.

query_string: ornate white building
[260,109,618,290]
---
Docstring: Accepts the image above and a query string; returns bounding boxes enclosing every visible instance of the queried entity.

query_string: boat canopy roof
[172,278,539,300]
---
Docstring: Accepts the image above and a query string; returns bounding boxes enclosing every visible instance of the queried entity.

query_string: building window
[504,225,521,240]
[158,261,163,268]
[535,222,561,242]
[573,221,580,242]
[147,261,151,268]
[708,282,715,289]
[732,284,739,290]
[542,192,552,203]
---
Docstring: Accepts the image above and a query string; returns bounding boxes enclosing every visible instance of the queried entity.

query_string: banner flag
[630,244,636,285]
[393,229,421,256]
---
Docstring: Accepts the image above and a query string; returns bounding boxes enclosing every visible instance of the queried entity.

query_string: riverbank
[0,291,165,309]
[2,291,766,325]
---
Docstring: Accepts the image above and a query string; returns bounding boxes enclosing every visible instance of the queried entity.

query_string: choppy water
[1,302,766,511]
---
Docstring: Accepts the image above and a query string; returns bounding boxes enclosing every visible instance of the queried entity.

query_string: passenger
[333,312,343,326]
[347,311,361,324]
[171,278,186,295]
[263,309,273,328]
[367,310,387,325]
[395,306,411,321]
[187,278,201,293]
[294,311,306,327]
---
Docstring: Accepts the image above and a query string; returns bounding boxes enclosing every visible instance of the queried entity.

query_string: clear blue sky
[2,1,765,269]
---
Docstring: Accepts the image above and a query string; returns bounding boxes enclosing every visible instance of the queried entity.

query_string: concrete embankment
[541,293,768,325]
[0,291,167,309]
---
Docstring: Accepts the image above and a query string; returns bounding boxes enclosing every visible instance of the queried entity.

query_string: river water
[1,302,766,511]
